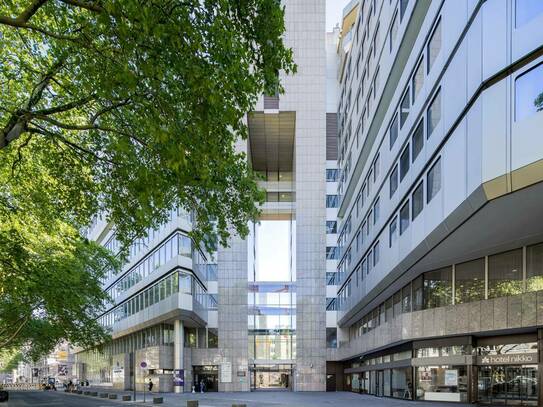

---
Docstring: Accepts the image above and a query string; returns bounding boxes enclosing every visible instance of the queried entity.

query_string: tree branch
[58,0,104,13]
[33,95,95,116]
[0,17,79,41]
[17,0,49,23]
[0,316,29,349]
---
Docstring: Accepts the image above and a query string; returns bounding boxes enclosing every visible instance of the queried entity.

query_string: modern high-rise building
[332,0,543,405]
[72,0,341,394]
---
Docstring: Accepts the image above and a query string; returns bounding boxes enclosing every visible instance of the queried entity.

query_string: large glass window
[427,158,441,203]
[427,89,441,138]
[515,0,543,27]
[400,201,410,235]
[455,258,485,303]
[390,164,399,197]
[527,243,543,292]
[392,367,413,399]
[413,276,424,311]
[412,181,424,220]
[326,169,339,182]
[253,220,295,282]
[427,19,442,73]
[411,120,424,162]
[416,366,468,402]
[389,12,399,52]
[412,58,424,101]
[424,267,452,308]
[326,328,337,348]
[402,283,412,313]
[400,144,410,181]
[326,246,339,260]
[389,113,399,149]
[515,62,543,121]
[488,249,523,299]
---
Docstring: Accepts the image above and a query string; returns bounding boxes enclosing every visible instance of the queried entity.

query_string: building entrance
[250,364,292,391]
[193,365,218,392]
[478,365,538,406]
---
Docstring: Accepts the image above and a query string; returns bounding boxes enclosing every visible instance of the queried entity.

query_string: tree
[0,0,294,248]
[0,0,294,359]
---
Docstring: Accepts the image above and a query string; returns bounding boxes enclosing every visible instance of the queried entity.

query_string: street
[5,391,121,406]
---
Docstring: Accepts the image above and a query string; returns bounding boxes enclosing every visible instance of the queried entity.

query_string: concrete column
[174,319,184,393]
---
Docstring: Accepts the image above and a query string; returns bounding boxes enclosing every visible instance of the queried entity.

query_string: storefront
[343,332,542,405]
[475,336,539,406]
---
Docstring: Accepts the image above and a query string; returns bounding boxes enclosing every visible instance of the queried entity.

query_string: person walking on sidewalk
[148,378,154,393]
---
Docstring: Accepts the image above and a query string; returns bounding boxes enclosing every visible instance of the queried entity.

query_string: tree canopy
[0,0,294,359]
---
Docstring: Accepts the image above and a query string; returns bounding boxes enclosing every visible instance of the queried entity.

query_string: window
[389,114,399,149]
[424,267,452,308]
[399,144,410,181]
[488,249,523,299]
[373,198,380,224]
[400,0,409,20]
[412,58,424,101]
[389,216,398,247]
[427,19,442,73]
[515,0,543,27]
[527,243,543,292]
[326,194,339,208]
[411,182,424,220]
[326,328,338,348]
[402,283,411,313]
[390,164,399,197]
[326,221,337,234]
[426,158,441,203]
[326,169,339,182]
[411,120,424,162]
[389,12,398,52]
[399,201,409,235]
[455,258,485,303]
[373,241,380,265]
[515,62,543,121]
[326,246,339,260]
[373,154,380,181]
[400,88,410,128]
[427,89,441,138]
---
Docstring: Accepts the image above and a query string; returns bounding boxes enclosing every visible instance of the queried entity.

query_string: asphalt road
[5,391,122,406]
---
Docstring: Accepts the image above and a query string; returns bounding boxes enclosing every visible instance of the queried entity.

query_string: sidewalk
[69,388,474,407]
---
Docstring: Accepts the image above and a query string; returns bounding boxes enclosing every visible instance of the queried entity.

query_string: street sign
[140,361,147,369]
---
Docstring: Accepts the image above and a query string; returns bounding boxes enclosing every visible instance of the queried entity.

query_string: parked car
[0,390,8,402]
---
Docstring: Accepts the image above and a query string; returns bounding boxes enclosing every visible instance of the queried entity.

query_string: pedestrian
[148,378,154,392]
[200,380,205,393]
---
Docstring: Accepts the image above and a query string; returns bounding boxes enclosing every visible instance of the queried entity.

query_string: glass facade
[248,219,296,361]
[415,365,468,402]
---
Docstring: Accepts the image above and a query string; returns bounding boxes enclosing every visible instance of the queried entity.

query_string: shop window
[427,19,442,73]
[424,267,452,308]
[455,258,485,303]
[515,0,543,27]
[392,367,413,399]
[415,366,468,402]
[515,62,543,121]
[527,242,543,292]
[488,248,523,299]
[427,89,441,138]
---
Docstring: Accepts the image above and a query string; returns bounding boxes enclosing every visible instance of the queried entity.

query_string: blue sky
[326,0,351,32]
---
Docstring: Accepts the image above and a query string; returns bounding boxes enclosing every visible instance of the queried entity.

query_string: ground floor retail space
[341,331,543,405]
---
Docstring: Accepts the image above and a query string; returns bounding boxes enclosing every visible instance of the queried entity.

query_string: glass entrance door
[478,365,538,406]
[250,364,292,391]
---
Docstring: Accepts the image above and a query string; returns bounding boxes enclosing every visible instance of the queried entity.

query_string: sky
[326,0,351,32]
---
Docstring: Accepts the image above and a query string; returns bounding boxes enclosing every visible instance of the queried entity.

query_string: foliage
[0,0,294,359]
[0,349,23,373]
[535,92,543,112]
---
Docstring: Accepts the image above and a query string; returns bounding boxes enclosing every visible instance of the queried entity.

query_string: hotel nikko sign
[477,353,538,365]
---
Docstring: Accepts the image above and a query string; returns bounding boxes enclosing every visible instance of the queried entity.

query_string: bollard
[109,394,118,399]
[153,396,164,404]
[99,393,108,398]
[187,401,199,407]
[122,395,131,401]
